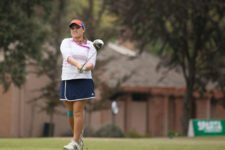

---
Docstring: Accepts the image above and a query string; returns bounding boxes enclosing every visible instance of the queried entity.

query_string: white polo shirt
[60,38,97,80]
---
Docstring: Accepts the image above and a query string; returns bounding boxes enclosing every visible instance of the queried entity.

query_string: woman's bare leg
[72,100,87,142]
[64,101,74,131]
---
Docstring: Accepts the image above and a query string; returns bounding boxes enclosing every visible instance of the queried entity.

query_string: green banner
[189,119,225,137]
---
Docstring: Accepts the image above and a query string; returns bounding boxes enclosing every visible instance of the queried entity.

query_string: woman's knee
[73,110,84,118]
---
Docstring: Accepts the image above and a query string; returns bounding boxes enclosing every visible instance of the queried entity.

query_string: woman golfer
[60,19,97,150]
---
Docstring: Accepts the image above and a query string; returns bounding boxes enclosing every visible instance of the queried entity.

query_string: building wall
[88,101,125,132]
[126,97,147,134]
[103,93,225,137]
[22,69,69,137]
[0,65,70,138]
[196,98,210,119]
[1,78,225,138]
[174,97,184,133]
[148,96,165,136]
[211,103,225,119]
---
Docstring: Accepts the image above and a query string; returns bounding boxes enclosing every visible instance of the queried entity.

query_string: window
[132,93,148,102]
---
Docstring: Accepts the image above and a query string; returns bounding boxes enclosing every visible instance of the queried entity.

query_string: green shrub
[167,130,181,138]
[94,124,125,137]
[126,130,149,138]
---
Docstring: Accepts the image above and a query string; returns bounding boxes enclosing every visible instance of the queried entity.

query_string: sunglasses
[70,24,81,30]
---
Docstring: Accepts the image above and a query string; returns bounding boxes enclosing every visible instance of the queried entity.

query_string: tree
[107,0,225,134]
[0,0,52,90]
[68,0,117,41]
[33,0,68,136]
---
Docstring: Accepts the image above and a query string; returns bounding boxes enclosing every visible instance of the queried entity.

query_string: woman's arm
[67,56,82,70]
[60,39,82,69]
[82,63,94,71]
[80,43,97,72]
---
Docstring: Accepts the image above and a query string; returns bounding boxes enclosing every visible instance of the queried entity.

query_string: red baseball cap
[69,19,85,29]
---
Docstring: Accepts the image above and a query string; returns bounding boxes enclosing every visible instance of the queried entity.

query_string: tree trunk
[182,78,196,135]
[49,110,55,137]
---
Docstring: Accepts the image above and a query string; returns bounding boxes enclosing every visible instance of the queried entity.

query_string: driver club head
[93,39,104,51]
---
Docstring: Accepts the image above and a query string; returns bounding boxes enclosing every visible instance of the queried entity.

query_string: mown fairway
[0,137,225,150]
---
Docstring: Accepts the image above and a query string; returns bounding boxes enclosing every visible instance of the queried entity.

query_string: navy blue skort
[59,79,95,101]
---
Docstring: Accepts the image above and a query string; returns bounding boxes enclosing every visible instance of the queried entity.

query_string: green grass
[0,137,225,150]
